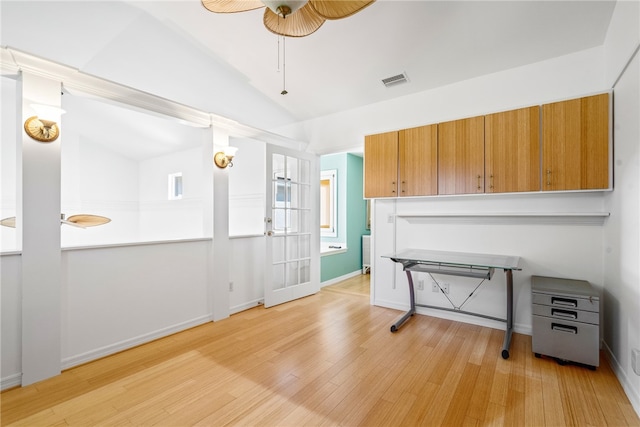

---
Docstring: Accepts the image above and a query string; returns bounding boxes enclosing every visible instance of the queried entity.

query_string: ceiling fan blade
[263,2,325,37]
[309,0,374,20]
[201,0,264,13]
[65,214,111,228]
[0,217,16,228]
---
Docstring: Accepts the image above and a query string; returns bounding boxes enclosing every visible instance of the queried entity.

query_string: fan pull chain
[281,36,287,95]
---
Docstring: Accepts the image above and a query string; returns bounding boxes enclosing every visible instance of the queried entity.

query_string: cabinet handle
[551,296,577,308]
[391,181,396,194]
[477,175,482,190]
[489,174,494,189]
[546,169,551,186]
[551,323,577,334]
[401,181,406,193]
[551,308,578,320]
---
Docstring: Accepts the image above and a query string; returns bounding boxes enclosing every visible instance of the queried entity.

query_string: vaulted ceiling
[1,1,616,134]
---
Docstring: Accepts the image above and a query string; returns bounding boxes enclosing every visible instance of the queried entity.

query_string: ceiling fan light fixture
[202,0,375,37]
[262,0,306,17]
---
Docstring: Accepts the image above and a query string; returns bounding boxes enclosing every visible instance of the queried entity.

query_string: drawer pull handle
[551,308,578,320]
[552,323,577,334]
[551,297,577,308]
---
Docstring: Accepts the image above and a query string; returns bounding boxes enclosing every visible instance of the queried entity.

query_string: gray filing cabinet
[531,275,600,369]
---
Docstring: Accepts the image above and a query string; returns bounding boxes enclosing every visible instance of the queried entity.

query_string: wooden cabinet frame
[542,93,610,191]
[438,116,485,195]
[363,92,611,198]
[485,106,541,193]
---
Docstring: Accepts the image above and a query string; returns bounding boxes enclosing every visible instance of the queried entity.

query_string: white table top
[383,248,520,270]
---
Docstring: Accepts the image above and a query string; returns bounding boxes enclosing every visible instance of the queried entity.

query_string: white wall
[60,99,211,246]
[226,138,268,313]
[139,145,208,241]
[229,236,266,314]
[1,76,19,251]
[279,46,608,155]
[372,193,606,334]
[602,0,640,413]
[61,134,140,247]
[60,240,212,368]
[228,138,266,237]
[0,254,22,387]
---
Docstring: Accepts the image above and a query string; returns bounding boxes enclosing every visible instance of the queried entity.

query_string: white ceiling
[2,0,616,133]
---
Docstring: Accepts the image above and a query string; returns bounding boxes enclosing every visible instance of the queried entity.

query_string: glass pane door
[264,145,318,308]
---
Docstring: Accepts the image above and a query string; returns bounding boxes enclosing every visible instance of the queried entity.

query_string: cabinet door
[438,116,485,195]
[542,93,609,190]
[364,131,398,198]
[399,124,438,196]
[485,106,540,193]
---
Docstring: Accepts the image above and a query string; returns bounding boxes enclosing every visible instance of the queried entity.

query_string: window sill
[321,242,347,257]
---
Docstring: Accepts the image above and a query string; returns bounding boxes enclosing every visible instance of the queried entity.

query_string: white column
[211,129,231,321]
[20,72,62,385]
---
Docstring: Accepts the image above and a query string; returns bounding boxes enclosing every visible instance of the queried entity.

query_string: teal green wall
[320,153,370,283]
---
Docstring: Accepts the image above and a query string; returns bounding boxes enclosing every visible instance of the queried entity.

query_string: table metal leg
[501,269,514,359]
[391,270,416,332]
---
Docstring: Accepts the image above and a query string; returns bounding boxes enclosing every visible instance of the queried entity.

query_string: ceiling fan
[201,0,375,37]
[1,214,111,229]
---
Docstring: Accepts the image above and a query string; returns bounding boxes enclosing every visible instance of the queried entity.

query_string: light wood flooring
[2,273,639,426]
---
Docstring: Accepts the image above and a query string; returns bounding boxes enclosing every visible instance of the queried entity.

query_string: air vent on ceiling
[382,72,409,88]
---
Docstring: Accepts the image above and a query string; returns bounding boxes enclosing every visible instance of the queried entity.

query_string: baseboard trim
[1,373,21,391]
[61,315,213,370]
[321,270,363,288]
[603,341,640,418]
[230,299,264,315]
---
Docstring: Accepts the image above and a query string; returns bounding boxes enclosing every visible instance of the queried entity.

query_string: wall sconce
[214,146,238,169]
[24,104,66,143]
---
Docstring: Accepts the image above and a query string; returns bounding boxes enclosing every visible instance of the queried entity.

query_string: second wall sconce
[214,146,238,169]
[24,104,66,143]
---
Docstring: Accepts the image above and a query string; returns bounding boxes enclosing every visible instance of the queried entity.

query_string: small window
[168,172,183,200]
[320,170,337,236]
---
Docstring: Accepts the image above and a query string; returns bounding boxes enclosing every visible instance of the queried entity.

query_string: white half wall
[0,254,22,389]
[229,236,266,314]
[60,240,213,368]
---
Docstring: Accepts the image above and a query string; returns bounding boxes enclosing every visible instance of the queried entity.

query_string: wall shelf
[394,212,610,226]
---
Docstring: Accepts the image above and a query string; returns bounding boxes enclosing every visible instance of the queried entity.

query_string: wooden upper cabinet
[438,116,485,195]
[364,131,398,198]
[485,106,541,193]
[399,124,438,196]
[542,93,610,191]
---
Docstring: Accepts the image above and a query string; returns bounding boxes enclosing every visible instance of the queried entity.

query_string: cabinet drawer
[532,315,599,367]
[532,292,599,313]
[532,303,599,325]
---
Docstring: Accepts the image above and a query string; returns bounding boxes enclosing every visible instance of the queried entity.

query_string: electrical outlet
[229,282,234,292]
[432,282,450,294]
[417,280,424,291]
[632,348,640,376]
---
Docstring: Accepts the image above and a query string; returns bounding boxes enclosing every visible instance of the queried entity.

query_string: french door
[264,145,319,308]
